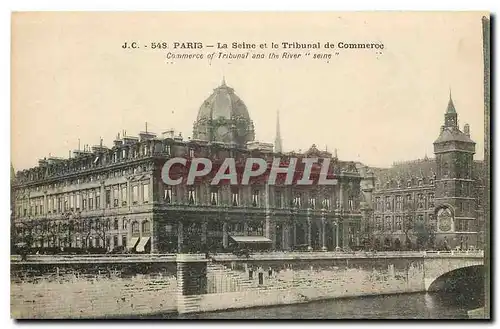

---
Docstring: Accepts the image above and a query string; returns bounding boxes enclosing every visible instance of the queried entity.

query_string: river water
[165,292,484,319]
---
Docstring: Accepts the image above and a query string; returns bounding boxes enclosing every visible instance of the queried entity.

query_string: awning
[136,236,151,252]
[127,237,140,249]
[230,236,272,243]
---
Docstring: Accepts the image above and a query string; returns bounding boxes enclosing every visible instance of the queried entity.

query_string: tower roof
[446,92,456,114]
[433,126,475,144]
[196,79,251,122]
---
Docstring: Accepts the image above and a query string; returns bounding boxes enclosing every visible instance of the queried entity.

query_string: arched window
[142,220,151,234]
[132,221,139,234]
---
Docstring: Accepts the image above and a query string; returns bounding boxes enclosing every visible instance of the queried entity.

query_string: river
[157,291,484,319]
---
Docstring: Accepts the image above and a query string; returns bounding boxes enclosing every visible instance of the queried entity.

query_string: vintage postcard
[10,12,490,319]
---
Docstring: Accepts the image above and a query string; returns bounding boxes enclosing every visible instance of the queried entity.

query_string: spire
[274,110,283,153]
[221,75,226,87]
[447,89,456,114]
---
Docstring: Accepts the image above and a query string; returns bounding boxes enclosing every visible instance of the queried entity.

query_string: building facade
[11,80,365,254]
[360,95,485,250]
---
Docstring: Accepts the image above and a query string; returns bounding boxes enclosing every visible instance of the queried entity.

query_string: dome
[196,79,251,122]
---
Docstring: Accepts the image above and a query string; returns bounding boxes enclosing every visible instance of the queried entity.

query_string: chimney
[464,123,470,137]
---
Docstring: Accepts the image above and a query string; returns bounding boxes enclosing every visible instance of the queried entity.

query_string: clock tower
[193,78,255,147]
[433,93,476,247]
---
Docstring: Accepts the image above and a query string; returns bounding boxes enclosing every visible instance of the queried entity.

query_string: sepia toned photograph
[10,12,490,319]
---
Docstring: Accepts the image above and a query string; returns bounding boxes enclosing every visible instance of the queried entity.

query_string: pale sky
[11,12,487,171]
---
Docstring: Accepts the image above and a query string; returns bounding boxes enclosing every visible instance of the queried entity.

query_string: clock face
[437,208,453,232]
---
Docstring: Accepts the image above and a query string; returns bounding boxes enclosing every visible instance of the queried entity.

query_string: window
[396,196,402,211]
[106,190,111,208]
[406,194,412,203]
[142,221,150,234]
[189,149,195,157]
[48,198,53,213]
[417,194,424,209]
[132,186,139,204]
[275,191,282,208]
[428,193,434,208]
[188,189,196,205]
[122,235,127,247]
[385,196,391,211]
[322,197,331,210]
[114,219,119,230]
[418,179,423,187]
[293,193,302,208]
[309,197,316,209]
[165,186,172,204]
[82,197,87,210]
[210,189,218,205]
[348,196,354,210]
[143,184,149,203]
[375,197,380,211]
[132,221,139,234]
[252,190,259,207]
[165,144,171,154]
[58,197,62,212]
[407,181,411,187]
[232,189,240,206]
[122,219,127,230]
[69,194,75,210]
[121,186,127,206]
[395,216,402,230]
[385,216,392,231]
[375,216,382,230]
[113,187,119,207]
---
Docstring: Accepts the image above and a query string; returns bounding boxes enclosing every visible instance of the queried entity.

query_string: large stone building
[359,95,485,250]
[11,80,365,254]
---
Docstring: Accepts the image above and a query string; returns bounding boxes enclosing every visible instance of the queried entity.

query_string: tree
[414,219,429,250]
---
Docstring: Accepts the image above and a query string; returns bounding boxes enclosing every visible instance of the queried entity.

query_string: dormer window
[252,190,259,207]
[407,181,411,188]
[164,186,172,204]
[309,198,316,209]
[210,189,218,205]
[232,188,240,206]
[322,198,331,210]
[188,189,196,205]
[418,179,423,187]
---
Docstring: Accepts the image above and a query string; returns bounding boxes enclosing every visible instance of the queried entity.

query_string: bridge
[421,250,484,291]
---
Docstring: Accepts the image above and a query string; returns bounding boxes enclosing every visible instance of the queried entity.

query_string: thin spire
[447,89,456,114]
[221,75,226,86]
[145,122,148,133]
[274,110,283,153]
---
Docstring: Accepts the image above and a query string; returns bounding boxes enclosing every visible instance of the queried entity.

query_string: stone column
[100,183,105,209]
[178,221,184,252]
[43,193,47,216]
[339,182,344,210]
[307,210,312,251]
[126,180,131,206]
[283,222,290,251]
[321,217,327,251]
[293,222,297,247]
[201,220,207,245]
[222,222,228,249]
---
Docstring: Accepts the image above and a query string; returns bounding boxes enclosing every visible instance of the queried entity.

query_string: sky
[11,12,487,171]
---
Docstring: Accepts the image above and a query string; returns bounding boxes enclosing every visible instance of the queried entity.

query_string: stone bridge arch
[423,253,484,291]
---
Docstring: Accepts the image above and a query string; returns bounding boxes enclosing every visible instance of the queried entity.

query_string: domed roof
[196,79,251,121]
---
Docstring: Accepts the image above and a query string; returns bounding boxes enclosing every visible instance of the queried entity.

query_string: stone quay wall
[11,255,178,319]
[11,251,481,318]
